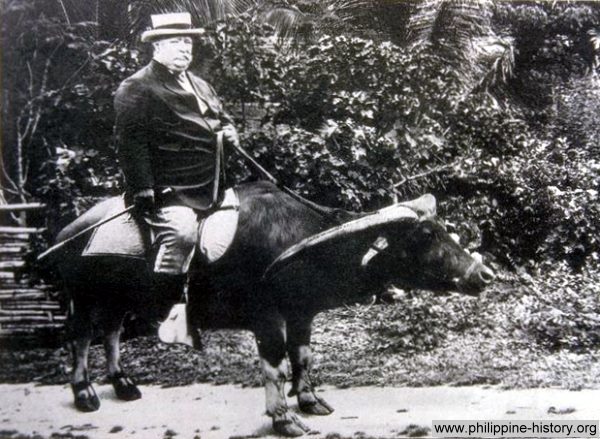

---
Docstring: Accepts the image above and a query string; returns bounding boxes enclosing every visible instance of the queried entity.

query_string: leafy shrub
[12,30,140,232]
[207,19,468,208]
[555,75,600,153]
[36,147,122,232]
[494,2,600,112]
[3,0,141,206]
[513,265,600,352]
[204,16,599,270]
[443,131,599,270]
[241,122,399,210]
[369,265,600,355]
[5,7,598,272]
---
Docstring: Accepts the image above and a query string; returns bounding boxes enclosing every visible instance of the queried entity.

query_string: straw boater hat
[141,12,205,43]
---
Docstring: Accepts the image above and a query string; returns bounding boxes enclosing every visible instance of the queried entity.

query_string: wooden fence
[0,203,65,344]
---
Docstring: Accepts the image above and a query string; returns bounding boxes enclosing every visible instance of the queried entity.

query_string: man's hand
[222,124,240,148]
[133,188,155,213]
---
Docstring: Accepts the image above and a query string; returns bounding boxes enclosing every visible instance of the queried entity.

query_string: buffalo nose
[478,265,495,284]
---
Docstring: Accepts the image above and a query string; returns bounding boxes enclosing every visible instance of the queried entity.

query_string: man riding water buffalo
[47,10,497,438]
[115,12,240,310]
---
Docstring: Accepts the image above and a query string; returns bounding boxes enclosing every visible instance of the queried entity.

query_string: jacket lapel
[187,74,223,115]
[148,61,213,132]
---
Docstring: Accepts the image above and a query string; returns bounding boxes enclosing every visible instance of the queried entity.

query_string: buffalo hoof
[272,411,311,437]
[71,381,100,412]
[109,372,142,401]
[298,394,334,416]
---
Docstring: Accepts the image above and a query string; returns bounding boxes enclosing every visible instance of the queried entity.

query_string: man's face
[153,36,193,72]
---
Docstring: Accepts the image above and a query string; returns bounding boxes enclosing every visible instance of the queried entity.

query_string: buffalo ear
[361,235,389,267]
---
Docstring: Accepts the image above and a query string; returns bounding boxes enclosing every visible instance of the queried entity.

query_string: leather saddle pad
[82,197,145,258]
[83,189,240,263]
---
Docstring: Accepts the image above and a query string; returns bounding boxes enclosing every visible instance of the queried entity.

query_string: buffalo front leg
[102,310,141,401]
[255,317,310,437]
[287,318,334,416]
[70,300,100,412]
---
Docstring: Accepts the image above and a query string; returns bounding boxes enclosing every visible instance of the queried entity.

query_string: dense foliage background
[1,0,599,355]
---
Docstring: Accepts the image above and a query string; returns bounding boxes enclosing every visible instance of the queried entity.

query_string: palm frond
[255,0,371,41]
[408,0,493,58]
[128,0,259,39]
[472,35,515,93]
[259,3,306,40]
[322,0,370,21]
[407,0,443,48]
[589,28,600,70]
[407,0,501,89]
[123,0,373,44]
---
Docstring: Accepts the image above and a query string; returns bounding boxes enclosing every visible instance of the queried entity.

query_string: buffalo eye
[419,225,435,243]
[410,225,435,251]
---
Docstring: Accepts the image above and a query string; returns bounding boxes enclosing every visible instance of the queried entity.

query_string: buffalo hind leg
[287,318,334,416]
[102,309,141,401]
[255,316,310,437]
[70,300,100,412]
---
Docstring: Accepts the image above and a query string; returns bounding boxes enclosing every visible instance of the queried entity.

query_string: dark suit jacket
[114,60,233,210]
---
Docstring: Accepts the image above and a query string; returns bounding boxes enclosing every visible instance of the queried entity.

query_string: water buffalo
[54,181,494,437]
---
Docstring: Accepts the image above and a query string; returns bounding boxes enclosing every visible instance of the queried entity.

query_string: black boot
[186,267,213,350]
[151,273,186,322]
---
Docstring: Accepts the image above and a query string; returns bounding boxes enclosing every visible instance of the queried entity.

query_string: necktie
[177,72,208,114]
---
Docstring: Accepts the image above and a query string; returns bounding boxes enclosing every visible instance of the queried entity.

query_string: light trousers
[144,206,198,274]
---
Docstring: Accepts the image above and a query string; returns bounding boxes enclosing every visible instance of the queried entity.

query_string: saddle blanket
[82,189,240,263]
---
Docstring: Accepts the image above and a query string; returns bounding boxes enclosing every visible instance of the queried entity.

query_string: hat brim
[141,28,205,43]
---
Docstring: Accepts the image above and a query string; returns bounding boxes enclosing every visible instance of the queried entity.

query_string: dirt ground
[0,383,598,439]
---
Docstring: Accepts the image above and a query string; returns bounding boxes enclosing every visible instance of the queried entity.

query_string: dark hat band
[154,23,191,30]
